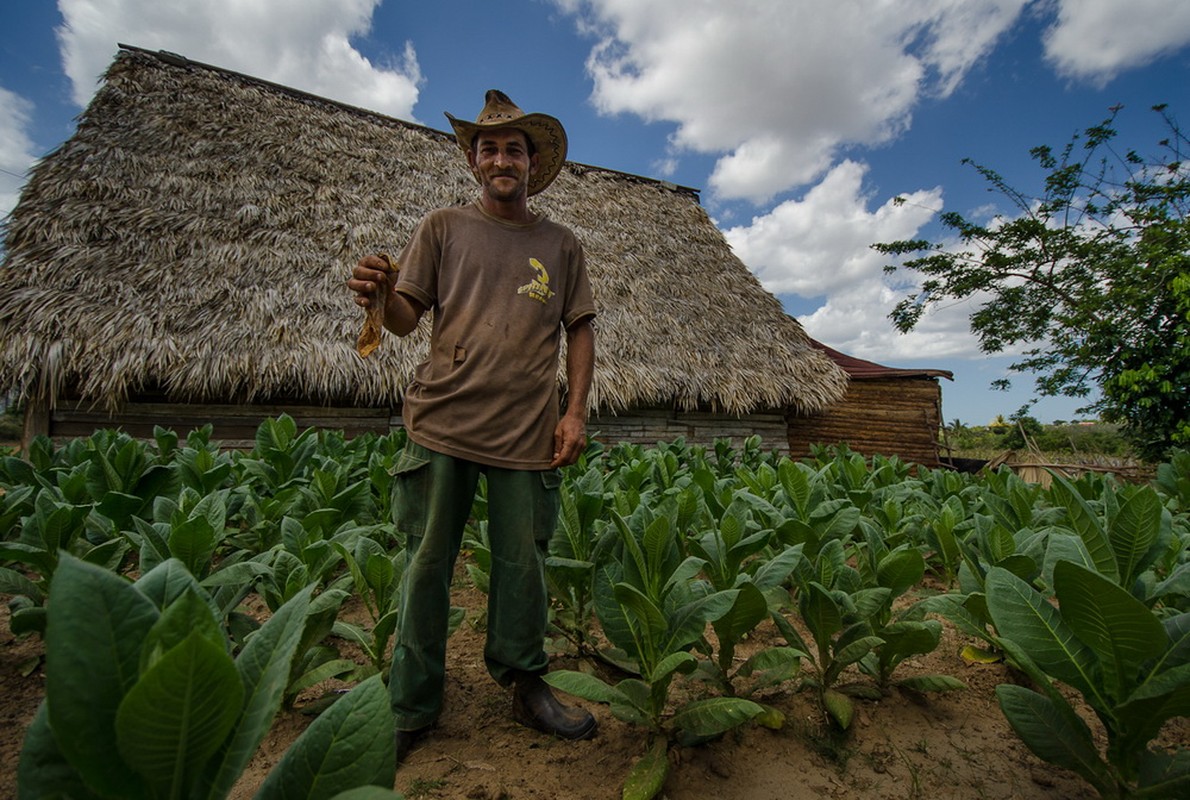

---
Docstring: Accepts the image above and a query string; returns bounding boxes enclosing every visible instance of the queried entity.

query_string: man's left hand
[550,415,586,468]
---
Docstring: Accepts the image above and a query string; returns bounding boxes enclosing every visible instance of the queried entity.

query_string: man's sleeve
[394,212,441,310]
[562,241,597,329]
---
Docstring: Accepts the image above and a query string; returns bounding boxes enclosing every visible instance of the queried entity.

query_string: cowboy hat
[445,89,568,196]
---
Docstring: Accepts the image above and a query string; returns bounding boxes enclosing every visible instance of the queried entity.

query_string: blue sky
[3,1,1189,425]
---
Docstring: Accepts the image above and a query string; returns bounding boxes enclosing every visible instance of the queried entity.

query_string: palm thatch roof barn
[4,45,937,460]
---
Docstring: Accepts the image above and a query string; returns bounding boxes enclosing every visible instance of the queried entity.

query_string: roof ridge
[115,43,701,199]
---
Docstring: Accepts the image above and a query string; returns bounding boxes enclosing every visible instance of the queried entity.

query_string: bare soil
[3,569,1186,800]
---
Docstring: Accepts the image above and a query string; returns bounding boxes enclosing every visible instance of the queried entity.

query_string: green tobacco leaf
[661,589,738,656]
[139,587,223,675]
[45,554,158,797]
[1151,563,1190,606]
[1136,747,1190,798]
[95,490,145,527]
[0,565,42,602]
[770,611,811,657]
[614,582,667,644]
[198,584,314,800]
[1054,559,1165,702]
[995,684,1114,795]
[876,547,925,596]
[662,555,709,597]
[255,673,395,800]
[833,635,884,669]
[1109,485,1164,589]
[135,558,211,614]
[289,659,359,697]
[802,582,843,659]
[1041,534,1095,589]
[960,645,1002,664]
[753,704,785,729]
[711,582,768,663]
[851,587,893,620]
[622,737,668,800]
[917,593,993,642]
[738,647,802,690]
[10,605,47,637]
[1049,473,1118,582]
[669,696,763,737]
[1155,606,1190,669]
[651,651,698,684]
[595,561,635,656]
[169,515,218,577]
[115,633,243,795]
[985,567,1102,703]
[823,688,854,729]
[751,543,803,591]
[16,702,103,800]
[778,460,811,516]
[544,670,632,706]
[200,560,273,588]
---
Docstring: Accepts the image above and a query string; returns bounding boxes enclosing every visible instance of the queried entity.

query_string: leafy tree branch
[876,105,1190,460]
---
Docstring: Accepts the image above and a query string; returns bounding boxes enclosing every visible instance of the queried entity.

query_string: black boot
[394,725,431,764]
[512,672,597,740]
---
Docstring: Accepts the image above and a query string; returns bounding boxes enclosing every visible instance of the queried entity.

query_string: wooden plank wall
[590,408,790,453]
[38,383,945,468]
[47,400,395,448]
[787,378,945,467]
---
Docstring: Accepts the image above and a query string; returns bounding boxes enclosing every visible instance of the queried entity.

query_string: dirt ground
[3,572,1186,800]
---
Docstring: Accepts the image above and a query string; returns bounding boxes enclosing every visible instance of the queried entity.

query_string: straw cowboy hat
[445,90,568,196]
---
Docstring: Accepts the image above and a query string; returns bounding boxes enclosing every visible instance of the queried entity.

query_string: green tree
[999,414,1044,451]
[876,105,1189,461]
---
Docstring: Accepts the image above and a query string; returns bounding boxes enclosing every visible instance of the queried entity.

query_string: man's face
[468,128,539,203]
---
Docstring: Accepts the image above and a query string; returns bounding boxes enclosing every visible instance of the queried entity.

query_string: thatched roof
[0,46,847,416]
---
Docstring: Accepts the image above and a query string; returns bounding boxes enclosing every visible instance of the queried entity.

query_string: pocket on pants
[534,468,563,543]
[392,442,433,536]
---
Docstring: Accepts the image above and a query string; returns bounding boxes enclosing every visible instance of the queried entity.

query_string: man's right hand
[347,254,393,309]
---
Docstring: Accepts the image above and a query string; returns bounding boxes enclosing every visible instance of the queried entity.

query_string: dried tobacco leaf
[356,253,399,357]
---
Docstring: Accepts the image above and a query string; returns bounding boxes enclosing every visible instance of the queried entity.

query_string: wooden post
[22,392,50,454]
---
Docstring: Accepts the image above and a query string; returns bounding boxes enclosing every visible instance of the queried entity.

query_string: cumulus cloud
[55,0,422,118]
[723,159,975,360]
[1043,0,1190,83]
[799,282,985,362]
[724,161,940,296]
[558,0,1028,202]
[0,87,38,222]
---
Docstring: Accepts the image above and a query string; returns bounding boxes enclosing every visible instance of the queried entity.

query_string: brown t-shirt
[394,202,597,469]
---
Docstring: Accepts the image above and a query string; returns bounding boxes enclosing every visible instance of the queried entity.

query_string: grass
[405,778,448,798]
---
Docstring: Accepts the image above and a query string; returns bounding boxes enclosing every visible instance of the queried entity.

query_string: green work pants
[387,440,560,731]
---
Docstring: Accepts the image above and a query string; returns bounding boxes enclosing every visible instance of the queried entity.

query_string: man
[347,90,598,762]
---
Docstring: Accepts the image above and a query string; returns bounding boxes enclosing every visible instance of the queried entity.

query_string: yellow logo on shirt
[518,258,556,304]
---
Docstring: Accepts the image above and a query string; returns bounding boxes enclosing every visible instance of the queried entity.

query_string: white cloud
[558,0,1029,202]
[1044,0,1190,83]
[722,159,978,361]
[724,160,940,296]
[0,87,38,222]
[800,283,985,362]
[55,0,422,118]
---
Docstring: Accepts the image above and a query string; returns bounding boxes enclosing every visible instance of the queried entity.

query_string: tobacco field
[1,416,1188,799]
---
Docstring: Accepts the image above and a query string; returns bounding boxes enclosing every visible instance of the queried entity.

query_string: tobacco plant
[17,554,401,799]
[546,496,778,800]
[684,489,803,696]
[332,536,406,677]
[546,464,616,655]
[986,562,1190,798]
